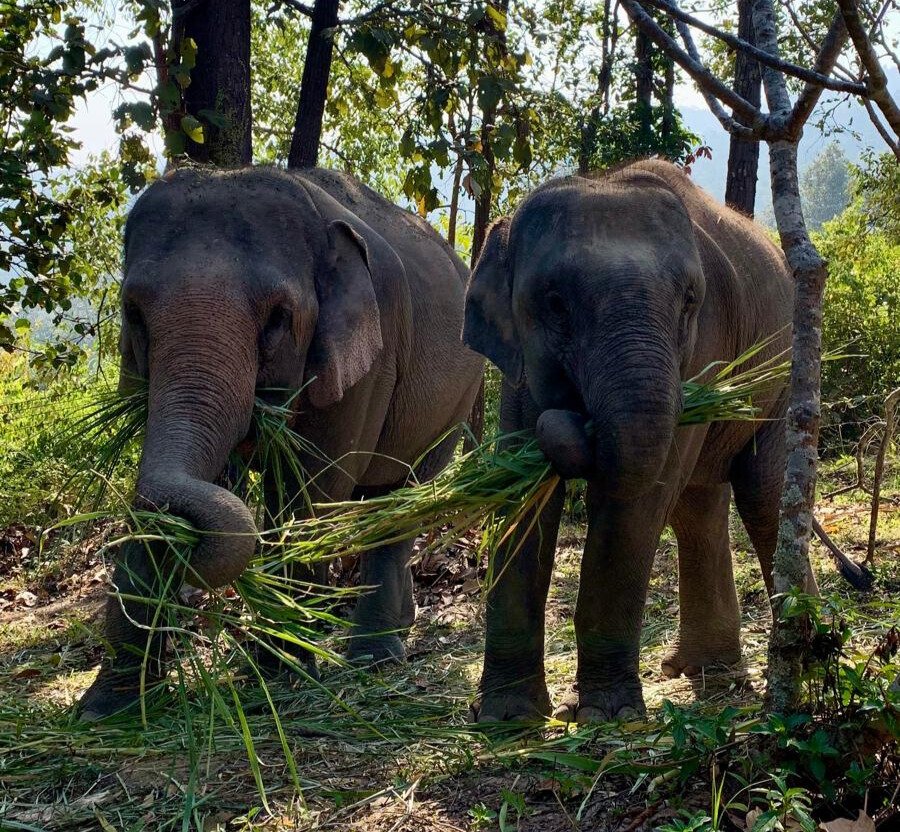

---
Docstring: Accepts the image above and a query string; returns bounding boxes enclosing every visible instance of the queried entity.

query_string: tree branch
[278,0,314,17]
[863,98,900,159]
[751,0,792,121]
[837,0,900,138]
[784,11,849,139]
[620,0,771,138]
[638,0,868,96]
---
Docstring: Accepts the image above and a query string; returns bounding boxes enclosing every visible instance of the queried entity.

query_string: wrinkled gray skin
[463,160,816,723]
[78,167,483,721]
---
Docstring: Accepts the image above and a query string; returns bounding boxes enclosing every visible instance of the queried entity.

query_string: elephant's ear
[463,217,523,385]
[306,219,384,409]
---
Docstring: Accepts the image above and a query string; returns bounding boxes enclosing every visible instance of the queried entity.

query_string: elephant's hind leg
[662,483,742,678]
[347,429,459,665]
[730,418,818,599]
[347,537,417,664]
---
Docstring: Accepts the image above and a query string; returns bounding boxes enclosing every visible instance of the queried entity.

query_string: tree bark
[660,46,676,143]
[178,0,252,167]
[725,0,761,215]
[635,28,654,143]
[466,0,509,448]
[751,0,829,714]
[288,0,340,169]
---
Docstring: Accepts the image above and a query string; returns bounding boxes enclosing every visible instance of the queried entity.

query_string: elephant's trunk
[536,334,682,499]
[135,300,259,587]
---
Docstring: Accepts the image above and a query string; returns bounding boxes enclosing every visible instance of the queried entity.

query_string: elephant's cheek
[536,409,595,480]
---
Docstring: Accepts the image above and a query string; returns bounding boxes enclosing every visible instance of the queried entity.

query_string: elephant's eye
[261,304,291,351]
[684,286,697,309]
[546,290,567,320]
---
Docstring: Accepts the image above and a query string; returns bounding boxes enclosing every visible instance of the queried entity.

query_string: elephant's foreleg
[348,537,417,664]
[554,482,670,724]
[78,541,168,721]
[473,477,565,722]
[662,483,742,678]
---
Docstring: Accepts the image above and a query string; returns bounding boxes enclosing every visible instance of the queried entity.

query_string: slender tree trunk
[725,0,762,214]
[466,0,509,448]
[288,0,340,169]
[177,0,252,167]
[765,139,827,712]
[635,28,654,145]
[660,48,676,143]
[751,0,829,713]
[448,155,464,250]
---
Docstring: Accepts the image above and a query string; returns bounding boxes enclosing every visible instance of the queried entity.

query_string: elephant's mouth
[535,409,596,481]
[534,406,670,500]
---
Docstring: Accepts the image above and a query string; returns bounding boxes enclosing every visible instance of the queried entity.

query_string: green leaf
[477,76,503,113]
[486,4,507,31]
[198,108,228,129]
[157,80,181,113]
[165,128,186,156]
[180,115,204,144]
[180,36,198,70]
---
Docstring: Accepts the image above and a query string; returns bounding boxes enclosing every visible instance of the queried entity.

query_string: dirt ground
[1,463,898,831]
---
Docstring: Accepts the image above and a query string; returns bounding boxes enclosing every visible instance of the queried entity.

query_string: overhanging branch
[784,11,849,139]
[837,0,900,139]
[638,0,868,96]
[620,0,772,138]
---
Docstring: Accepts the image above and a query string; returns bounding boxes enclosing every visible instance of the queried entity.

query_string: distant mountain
[680,67,899,220]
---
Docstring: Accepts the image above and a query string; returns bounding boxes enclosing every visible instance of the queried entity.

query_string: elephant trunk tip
[135,470,258,588]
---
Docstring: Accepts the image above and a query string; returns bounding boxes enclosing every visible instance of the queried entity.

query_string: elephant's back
[296,169,469,286]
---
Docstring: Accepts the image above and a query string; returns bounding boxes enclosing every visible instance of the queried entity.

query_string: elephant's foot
[660,637,742,679]
[470,670,551,723]
[77,665,163,722]
[346,632,407,666]
[552,682,646,724]
[471,688,551,723]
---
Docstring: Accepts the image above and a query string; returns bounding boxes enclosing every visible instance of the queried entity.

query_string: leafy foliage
[818,154,900,447]
[0,2,122,358]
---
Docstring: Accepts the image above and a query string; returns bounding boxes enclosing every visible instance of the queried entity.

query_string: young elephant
[79,167,483,720]
[463,159,813,723]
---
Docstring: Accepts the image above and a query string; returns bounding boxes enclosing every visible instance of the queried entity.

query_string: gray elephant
[463,159,815,723]
[79,166,483,720]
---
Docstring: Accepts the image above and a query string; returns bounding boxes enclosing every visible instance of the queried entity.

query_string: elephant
[462,158,817,723]
[78,166,484,721]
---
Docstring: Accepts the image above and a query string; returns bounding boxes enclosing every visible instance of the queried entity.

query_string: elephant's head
[119,168,391,587]
[464,172,718,499]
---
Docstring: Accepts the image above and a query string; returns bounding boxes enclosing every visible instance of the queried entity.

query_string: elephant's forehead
[514,180,692,244]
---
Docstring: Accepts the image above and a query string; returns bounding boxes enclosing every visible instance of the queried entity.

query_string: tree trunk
[660,47,676,143]
[765,139,827,712]
[178,0,252,167]
[724,0,761,215]
[466,0,509,448]
[635,28,654,145]
[288,0,340,169]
